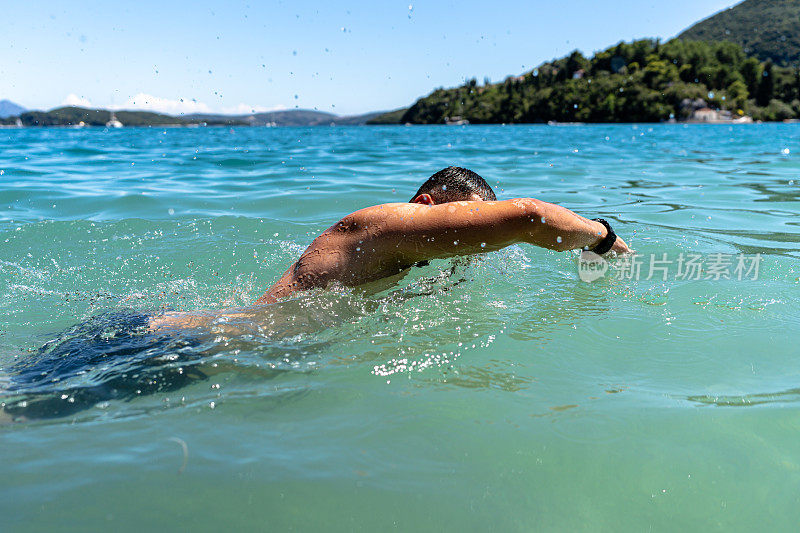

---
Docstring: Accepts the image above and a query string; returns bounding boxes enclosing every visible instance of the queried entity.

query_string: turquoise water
[1,124,799,530]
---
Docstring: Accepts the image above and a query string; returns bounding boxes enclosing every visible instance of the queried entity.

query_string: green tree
[757,60,774,106]
[727,79,749,110]
[740,58,763,98]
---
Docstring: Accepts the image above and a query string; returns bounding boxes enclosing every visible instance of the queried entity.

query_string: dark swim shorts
[1,308,209,420]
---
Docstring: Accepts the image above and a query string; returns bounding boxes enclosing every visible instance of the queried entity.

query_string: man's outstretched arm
[257,198,631,304]
[382,198,631,260]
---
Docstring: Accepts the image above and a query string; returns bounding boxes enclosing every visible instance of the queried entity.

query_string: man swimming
[151,166,630,330]
[1,166,631,421]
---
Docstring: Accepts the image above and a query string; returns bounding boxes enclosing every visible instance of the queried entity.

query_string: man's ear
[411,193,435,205]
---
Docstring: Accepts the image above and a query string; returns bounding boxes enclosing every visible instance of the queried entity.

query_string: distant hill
[371,38,800,124]
[0,99,25,118]
[679,0,800,66]
[185,109,385,126]
[186,109,335,126]
[16,107,189,127]
[366,108,407,124]
[0,106,392,127]
[332,111,396,125]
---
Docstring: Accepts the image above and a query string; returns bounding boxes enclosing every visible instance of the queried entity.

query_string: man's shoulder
[336,202,423,226]
[351,202,421,216]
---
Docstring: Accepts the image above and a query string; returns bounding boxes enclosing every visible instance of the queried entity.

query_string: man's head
[411,166,497,205]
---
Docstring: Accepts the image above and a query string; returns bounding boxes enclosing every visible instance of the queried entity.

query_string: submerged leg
[2,308,211,421]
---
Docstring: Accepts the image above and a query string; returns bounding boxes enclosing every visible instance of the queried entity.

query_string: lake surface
[1,124,799,531]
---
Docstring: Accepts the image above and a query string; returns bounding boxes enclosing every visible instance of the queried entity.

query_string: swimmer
[1,166,632,422]
[151,166,631,330]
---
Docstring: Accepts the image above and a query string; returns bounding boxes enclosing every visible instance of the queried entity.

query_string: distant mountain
[370,38,800,124]
[0,105,403,127]
[679,0,800,66]
[185,109,387,126]
[17,106,188,127]
[0,99,25,118]
[186,109,334,126]
[331,111,397,125]
[366,108,408,124]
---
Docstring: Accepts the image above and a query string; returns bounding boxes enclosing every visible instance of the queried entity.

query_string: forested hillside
[679,0,800,66]
[370,39,800,124]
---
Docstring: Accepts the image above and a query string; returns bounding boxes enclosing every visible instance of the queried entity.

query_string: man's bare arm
[256,198,630,304]
[363,198,630,261]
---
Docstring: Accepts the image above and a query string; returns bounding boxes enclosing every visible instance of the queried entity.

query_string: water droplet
[480,242,486,248]
[556,236,563,243]
[782,148,790,155]
[540,217,546,223]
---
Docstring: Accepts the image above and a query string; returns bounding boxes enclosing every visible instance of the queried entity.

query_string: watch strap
[590,218,617,255]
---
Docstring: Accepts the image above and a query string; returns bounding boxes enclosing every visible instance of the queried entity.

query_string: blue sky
[1,0,736,116]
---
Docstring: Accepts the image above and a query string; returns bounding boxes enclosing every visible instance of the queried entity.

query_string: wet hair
[411,166,497,203]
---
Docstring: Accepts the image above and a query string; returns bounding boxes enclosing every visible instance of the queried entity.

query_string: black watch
[590,218,617,255]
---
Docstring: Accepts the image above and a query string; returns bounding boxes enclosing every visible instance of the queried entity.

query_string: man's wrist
[586,220,607,249]
[589,218,617,255]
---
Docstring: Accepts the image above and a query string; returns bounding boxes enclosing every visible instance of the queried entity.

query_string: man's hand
[610,235,633,255]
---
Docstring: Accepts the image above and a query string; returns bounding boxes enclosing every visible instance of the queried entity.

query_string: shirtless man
[151,166,631,330]
[1,166,631,421]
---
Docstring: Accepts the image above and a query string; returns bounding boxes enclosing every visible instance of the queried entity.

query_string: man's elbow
[512,198,553,246]
[511,198,544,224]
[515,198,578,251]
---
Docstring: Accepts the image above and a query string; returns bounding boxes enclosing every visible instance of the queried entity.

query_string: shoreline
[0,120,787,129]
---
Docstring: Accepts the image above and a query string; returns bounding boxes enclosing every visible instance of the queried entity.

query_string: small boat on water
[105,113,123,128]
[444,115,469,125]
